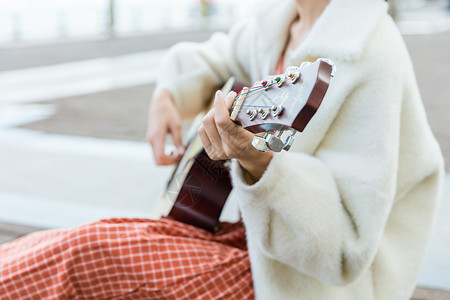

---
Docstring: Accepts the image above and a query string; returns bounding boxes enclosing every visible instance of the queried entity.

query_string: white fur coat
[155,0,445,299]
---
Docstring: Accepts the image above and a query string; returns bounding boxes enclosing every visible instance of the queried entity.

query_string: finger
[224,90,237,111]
[202,110,223,156]
[214,90,236,129]
[150,132,179,165]
[169,121,184,156]
[198,124,215,158]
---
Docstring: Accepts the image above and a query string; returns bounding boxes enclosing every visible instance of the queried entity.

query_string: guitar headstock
[229,58,335,152]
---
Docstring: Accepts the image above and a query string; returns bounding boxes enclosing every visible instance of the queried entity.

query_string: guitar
[164,58,336,232]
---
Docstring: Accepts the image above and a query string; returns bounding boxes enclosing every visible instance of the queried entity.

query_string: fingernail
[215,90,223,100]
[228,91,237,97]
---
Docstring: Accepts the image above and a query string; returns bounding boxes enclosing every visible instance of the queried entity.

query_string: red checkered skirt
[0,218,253,299]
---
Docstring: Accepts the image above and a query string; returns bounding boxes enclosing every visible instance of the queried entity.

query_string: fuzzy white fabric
[155,0,445,299]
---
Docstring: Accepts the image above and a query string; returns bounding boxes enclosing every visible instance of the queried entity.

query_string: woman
[0,0,444,299]
[149,0,444,297]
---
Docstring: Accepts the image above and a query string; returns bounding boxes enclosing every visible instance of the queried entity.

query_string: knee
[66,223,114,254]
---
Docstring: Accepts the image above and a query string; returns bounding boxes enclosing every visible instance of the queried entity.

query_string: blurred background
[0,0,449,298]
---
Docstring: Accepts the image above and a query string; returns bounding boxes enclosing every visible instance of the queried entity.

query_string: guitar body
[165,59,335,233]
[166,78,244,232]
[167,149,232,232]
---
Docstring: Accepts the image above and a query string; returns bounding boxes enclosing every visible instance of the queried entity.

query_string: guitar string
[233,72,295,99]
[231,81,284,107]
[235,79,285,99]
[234,75,293,103]
[231,76,292,112]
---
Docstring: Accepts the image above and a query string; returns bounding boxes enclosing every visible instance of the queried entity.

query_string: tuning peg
[263,79,273,90]
[290,71,300,83]
[285,66,301,83]
[252,130,292,153]
[258,108,270,119]
[252,135,270,152]
[246,109,258,121]
[265,132,284,152]
[276,75,286,87]
[282,129,297,151]
[271,105,283,117]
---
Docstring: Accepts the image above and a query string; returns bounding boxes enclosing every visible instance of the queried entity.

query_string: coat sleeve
[154,20,255,119]
[230,57,409,286]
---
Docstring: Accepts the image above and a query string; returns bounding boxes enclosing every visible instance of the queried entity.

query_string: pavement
[0,28,221,71]
[0,4,449,299]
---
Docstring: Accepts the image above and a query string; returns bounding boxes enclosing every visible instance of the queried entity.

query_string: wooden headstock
[229,58,335,152]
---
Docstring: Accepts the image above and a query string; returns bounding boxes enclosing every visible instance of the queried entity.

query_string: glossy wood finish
[167,150,232,232]
[235,60,332,133]
[167,79,242,233]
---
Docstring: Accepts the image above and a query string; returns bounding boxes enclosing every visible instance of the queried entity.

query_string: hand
[146,89,184,165]
[198,90,273,182]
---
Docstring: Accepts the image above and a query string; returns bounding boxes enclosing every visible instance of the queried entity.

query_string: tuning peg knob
[285,66,301,83]
[283,135,295,151]
[246,109,258,121]
[282,129,297,151]
[271,105,283,117]
[258,108,270,119]
[252,136,270,152]
[276,75,286,87]
[265,133,284,152]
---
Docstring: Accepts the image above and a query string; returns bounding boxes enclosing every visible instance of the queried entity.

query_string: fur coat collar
[255,0,389,75]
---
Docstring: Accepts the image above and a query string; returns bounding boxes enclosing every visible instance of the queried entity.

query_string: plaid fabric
[0,218,253,299]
